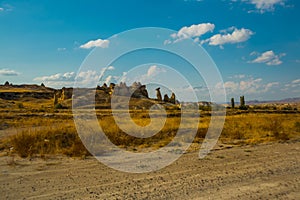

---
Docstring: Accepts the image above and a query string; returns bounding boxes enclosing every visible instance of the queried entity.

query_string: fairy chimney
[156,87,162,101]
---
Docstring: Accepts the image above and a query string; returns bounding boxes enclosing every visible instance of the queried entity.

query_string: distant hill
[247,97,300,105]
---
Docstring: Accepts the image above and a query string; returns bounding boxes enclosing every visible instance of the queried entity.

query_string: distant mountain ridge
[247,97,300,105]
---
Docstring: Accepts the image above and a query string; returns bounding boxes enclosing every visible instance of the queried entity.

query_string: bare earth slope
[1,141,299,199]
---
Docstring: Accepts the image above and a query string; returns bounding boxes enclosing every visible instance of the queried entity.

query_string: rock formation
[170,92,176,104]
[164,94,169,102]
[156,87,162,101]
[0,82,178,105]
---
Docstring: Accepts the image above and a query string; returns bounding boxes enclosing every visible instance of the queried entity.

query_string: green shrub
[54,103,64,109]
[17,103,24,109]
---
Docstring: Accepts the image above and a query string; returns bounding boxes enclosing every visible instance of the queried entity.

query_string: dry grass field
[0,97,299,159]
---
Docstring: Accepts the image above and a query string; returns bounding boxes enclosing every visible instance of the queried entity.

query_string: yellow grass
[1,100,299,158]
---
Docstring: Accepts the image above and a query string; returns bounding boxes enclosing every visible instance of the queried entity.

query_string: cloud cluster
[0,68,20,76]
[33,66,115,88]
[249,50,285,66]
[248,0,285,13]
[34,72,75,82]
[121,65,167,84]
[168,23,215,43]
[283,79,300,94]
[80,38,110,49]
[146,65,165,77]
[202,27,254,47]
[285,79,300,88]
[216,75,279,96]
[166,23,254,48]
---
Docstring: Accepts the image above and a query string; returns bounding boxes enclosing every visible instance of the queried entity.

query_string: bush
[294,121,300,132]
[10,126,91,158]
[54,103,64,109]
[10,132,36,158]
[17,103,24,109]
[239,105,248,110]
[268,118,289,141]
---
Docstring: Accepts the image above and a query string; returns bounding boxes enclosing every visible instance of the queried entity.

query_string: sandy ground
[0,141,299,200]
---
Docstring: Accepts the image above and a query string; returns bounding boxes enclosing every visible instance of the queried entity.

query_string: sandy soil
[0,141,299,200]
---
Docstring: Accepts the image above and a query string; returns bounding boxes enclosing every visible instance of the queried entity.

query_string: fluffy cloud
[216,76,279,96]
[285,79,300,88]
[292,79,300,84]
[0,7,4,11]
[165,23,215,44]
[0,68,20,76]
[34,72,76,82]
[107,66,115,70]
[121,65,167,84]
[283,79,300,93]
[80,38,110,49]
[33,71,93,87]
[203,27,254,47]
[248,0,285,13]
[146,65,161,77]
[250,50,285,65]
[173,23,215,40]
[33,66,115,87]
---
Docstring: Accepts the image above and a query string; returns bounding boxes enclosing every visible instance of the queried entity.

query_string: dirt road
[1,141,299,199]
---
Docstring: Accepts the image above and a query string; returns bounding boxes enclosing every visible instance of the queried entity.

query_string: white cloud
[122,65,167,84]
[283,79,300,93]
[0,7,4,11]
[147,65,158,77]
[265,82,279,90]
[175,23,215,40]
[33,70,101,88]
[285,79,300,88]
[146,65,166,78]
[104,75,112,84]
[250,50,285,66]
[34,72,76,82]
[216,76,279,96]
[166,23,215,44]
[0,68,20,76]
[76,70,104,87]
[80,38,109,49]
[232,0,286,13]
[248,0,285,13]
[292,79,300,84]
[107,66,115,70]
[203,27,254,47]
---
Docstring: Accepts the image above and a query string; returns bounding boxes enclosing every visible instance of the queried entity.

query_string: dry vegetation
[0,97,300,159]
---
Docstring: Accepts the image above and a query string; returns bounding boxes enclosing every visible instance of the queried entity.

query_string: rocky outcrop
[156,88,162,101]
[0,84,55,100]
[111,82,149,99]
[0,82,178,105]
[170,93,176,104]
[0,92,54,100]
[164,94,169,102]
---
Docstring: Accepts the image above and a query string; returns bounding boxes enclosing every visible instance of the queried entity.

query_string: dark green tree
[231,98,235,109]
[239,96,247,110]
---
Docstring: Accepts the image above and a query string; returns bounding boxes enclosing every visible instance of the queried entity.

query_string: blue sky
[0,0,299,101]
